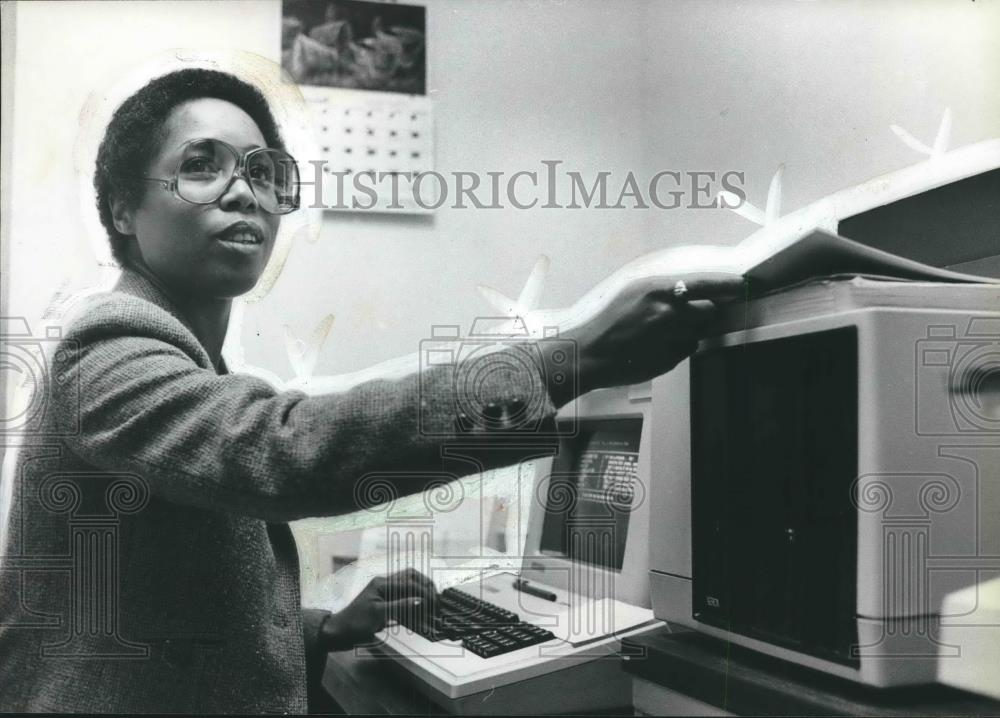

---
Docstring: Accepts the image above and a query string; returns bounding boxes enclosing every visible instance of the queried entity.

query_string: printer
[646,157,1000,688]
[650,275,1000,687]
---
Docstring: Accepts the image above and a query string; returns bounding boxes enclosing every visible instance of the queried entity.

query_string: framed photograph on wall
[282,0,426,95]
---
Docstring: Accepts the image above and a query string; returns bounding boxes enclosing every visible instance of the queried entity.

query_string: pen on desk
[513,579,557,602]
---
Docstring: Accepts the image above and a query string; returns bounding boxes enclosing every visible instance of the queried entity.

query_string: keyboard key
[464,640,506,659]
[458,621,556,658]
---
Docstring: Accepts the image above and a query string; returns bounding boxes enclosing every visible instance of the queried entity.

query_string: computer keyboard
[396,587,556,658]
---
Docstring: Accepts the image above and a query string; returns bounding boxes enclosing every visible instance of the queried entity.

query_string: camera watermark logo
[915,320,1000,436]
[1,318,81,438]
[418,318,577,439]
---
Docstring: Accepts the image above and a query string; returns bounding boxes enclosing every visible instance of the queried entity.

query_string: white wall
[639,0,1000,248]
[7,0,999,372]
[5,1,283,331]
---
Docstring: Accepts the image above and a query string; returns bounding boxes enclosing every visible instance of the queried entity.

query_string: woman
[0,67,739,713]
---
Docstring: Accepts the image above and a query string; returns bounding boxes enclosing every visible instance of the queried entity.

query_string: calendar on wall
[302,87,435,214]
[282,0,432,213]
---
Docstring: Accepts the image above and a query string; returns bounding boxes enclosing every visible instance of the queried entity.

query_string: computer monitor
[538,416,643,572]
[520,386,653,607]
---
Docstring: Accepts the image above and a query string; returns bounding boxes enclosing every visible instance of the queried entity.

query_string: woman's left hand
[319,568,437,650]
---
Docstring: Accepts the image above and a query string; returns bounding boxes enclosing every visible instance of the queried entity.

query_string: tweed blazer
[0,269,558,713]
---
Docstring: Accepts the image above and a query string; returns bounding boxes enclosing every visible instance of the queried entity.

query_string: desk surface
[322,627,1000,716]
[321,646,445,715]
[320,646,634,716]
[621,627,1000,717]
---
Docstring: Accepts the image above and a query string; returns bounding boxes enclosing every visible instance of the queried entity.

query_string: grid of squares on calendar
[309,99,434,181]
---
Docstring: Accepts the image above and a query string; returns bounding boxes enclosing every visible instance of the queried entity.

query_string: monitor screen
[538,417,643,571]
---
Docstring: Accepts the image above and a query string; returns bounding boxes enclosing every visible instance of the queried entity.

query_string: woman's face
[126,97,281,298]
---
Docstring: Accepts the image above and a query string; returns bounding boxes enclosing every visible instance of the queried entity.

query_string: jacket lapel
[113,268,217,372]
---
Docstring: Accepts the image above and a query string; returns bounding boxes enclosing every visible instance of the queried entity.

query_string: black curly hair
[94,68,286,266]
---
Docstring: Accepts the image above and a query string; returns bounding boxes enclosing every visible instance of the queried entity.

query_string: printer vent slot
[691,327,859,667]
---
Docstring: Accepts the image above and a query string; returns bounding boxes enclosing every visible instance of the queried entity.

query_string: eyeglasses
[141,138,300,215]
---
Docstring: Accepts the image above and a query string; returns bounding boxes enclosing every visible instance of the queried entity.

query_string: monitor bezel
[518,386,653,608]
